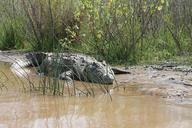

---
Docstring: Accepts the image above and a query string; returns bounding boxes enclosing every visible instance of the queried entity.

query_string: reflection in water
[1,94,192,128]
[0,62,192,128]
[31,115,88,128]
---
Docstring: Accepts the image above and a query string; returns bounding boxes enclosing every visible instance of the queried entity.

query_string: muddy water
[0,63,192,128]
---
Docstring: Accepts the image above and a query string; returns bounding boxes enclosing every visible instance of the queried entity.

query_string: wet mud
[0,52,192,128]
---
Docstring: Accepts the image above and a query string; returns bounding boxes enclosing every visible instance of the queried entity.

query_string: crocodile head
[26,52,46,66]
[83,61,115,84]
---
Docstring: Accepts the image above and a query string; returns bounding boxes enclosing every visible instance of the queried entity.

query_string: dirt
[116,66,192,103]
[1,51,192,103]
[0,50,26,63]
[0,51,192,128]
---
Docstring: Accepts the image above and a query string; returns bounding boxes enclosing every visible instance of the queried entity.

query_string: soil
[1,50,192,103]
[116,65,192,103]
[0,50,26,63]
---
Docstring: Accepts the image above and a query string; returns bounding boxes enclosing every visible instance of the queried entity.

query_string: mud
[0,51,192,128]
[116,66,192,102]
[1,51,192,100]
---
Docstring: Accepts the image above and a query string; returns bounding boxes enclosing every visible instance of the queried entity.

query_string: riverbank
[0,51,192,104]
[0,50,27,63]
[116,65,192,104]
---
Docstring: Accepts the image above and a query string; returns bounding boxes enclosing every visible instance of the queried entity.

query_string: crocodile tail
[111,67,131,74]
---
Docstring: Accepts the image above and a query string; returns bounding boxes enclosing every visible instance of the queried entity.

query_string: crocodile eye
[92,62,97,67]
[102,60,106,66]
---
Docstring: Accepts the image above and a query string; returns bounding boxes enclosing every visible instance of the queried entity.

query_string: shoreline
[0,50,27,63]
[0,51,192,103]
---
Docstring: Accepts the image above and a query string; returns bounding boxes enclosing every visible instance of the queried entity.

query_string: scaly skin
[39,53,115,84]
[12,52,130,84]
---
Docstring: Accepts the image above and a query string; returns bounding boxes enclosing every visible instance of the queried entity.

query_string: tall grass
[0,22,23,50]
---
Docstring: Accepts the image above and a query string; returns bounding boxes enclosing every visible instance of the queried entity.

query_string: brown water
[0,63,192,128]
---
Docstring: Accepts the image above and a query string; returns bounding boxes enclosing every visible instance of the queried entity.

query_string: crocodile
[11,52,130,84]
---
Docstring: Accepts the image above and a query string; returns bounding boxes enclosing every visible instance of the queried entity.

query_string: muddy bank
[0,51,192,128]
[0,50,27,63]
[0,59,192,128]
[0,51,192,102]
[116,65,192,103]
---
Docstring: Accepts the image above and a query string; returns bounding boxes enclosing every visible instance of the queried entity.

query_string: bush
[0,24,21,50]
[1,0,192,64]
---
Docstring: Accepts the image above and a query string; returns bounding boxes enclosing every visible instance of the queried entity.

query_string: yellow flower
[157,5,163,11]
[109,0,112,3]
[161,0,165,4]
[96,33,102,39]
[108,0,113,7]
[96,30,103,39]
[143,5,147,12]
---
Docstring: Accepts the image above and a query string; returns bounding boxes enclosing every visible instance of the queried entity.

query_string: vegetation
[0,0,192,64]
